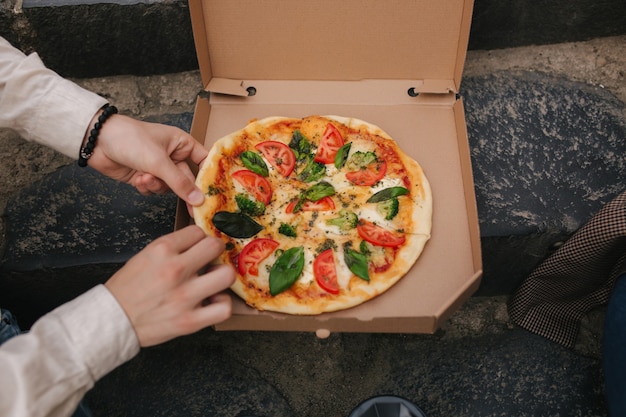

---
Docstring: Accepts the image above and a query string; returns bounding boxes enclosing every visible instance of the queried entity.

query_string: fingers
[89,115,208,206]
[150,158,205,206]
[161,130,208,206]
[186,264,236,307]
[186,139,210,167]
[133,173,169,195]
[174,267,235,337]
[185,201,195,219]
[190,292,233,330]
[160,225,211,255]
[178,231,226,274]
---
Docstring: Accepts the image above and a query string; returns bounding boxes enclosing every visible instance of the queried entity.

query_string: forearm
[0,285,140,417]
[0,36,107,158]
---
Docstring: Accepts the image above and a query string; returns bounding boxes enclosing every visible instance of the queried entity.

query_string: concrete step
[83,314,607,417]
[1,0,625,78]
[2,70,625,328]
[0,68,619,417]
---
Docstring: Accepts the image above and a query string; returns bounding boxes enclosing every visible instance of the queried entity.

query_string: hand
[86,113,208,206]
[105,225,235,347]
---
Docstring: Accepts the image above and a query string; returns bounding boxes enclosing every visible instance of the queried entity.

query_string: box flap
[189,0,474,94]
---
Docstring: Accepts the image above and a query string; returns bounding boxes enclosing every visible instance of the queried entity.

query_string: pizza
[193,115,432,315]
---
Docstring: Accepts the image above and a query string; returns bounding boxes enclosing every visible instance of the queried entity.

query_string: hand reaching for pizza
[104,225,235,347]
[85,112,208,206]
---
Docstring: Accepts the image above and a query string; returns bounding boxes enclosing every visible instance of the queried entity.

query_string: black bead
[78,104,118,167]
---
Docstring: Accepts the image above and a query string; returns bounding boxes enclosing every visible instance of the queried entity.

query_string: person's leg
[0,309,22,345]
[603,273,626,416]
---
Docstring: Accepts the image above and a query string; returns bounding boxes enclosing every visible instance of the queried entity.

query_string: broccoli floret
[326,209,358,231]
[345,151,377,171]
[360,239,392,271]
[278,222,297,238]
[298,155,326,182]
[377,197,399,220]
[235,194,266,216]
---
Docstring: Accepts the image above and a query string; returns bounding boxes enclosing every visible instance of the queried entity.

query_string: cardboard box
[178,0,482,336]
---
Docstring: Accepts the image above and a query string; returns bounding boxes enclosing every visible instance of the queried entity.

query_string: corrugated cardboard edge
[176,0,483,335]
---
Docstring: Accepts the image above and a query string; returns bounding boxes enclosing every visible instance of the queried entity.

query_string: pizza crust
[194,115,432,315]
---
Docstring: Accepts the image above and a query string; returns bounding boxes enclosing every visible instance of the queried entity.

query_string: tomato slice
[285,199,298,213]
[232,170,272,205]
[357,220,406,247]
[285,196,336,213]
[314,123,344,164]
[346,161,387,186]
[238,238,279,276]
[255,141,296,177]
[301,196,335,211]
[313,249,340,294]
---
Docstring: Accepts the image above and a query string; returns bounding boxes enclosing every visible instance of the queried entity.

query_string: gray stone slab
[464,70,626,294]
[2,0,625,78]
[1,71,625,316]
[84,328,607,417]
[0,113,192,327]
[1,112,192,271]
[1,164,176,271]
[463,70,626,238]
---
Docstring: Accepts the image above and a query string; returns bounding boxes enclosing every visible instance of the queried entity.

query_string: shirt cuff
[50,285,140,382]
[32,76,109,159]
[0,51,108,159]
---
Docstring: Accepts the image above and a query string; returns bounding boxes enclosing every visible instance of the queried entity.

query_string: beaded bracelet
[78,104,118,167]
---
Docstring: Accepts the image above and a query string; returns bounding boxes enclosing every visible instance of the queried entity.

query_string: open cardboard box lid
[179,0,482,335]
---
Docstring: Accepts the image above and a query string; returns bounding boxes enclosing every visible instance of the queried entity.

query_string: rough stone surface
[85,324,606,417]
[0,0,625,78]
[1,1,198,78]
[467,0,626,50]
[2,165,176,271]
[464,70,626,237]
[3,70,624,307]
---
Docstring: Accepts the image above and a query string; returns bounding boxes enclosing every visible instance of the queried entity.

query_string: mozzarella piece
[334,249,354,288]
[370,176,405,191]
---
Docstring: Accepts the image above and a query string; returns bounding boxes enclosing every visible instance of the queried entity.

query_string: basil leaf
[344,247,370,281]
[334,143,352,169]
[278,222,297,238]
[359,240,371,256]
[269,246,305,295]
[241,151,269,177]
[366,186,409,203]
[289,130,312,162]
[304,181,335,202]
[212,211,263,238]
[346,151,377,171]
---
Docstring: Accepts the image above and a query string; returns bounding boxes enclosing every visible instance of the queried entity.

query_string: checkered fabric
[509,190,626,349]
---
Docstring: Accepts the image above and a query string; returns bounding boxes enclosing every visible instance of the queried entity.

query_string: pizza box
[176,0,482,336]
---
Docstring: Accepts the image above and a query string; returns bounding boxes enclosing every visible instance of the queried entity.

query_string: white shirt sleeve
[0,285,140,417]
[0,36,108,158]
[0,37,140,416]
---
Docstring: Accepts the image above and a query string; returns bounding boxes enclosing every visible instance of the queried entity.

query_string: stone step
[1,70,624,329]
[2,0,625,78]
